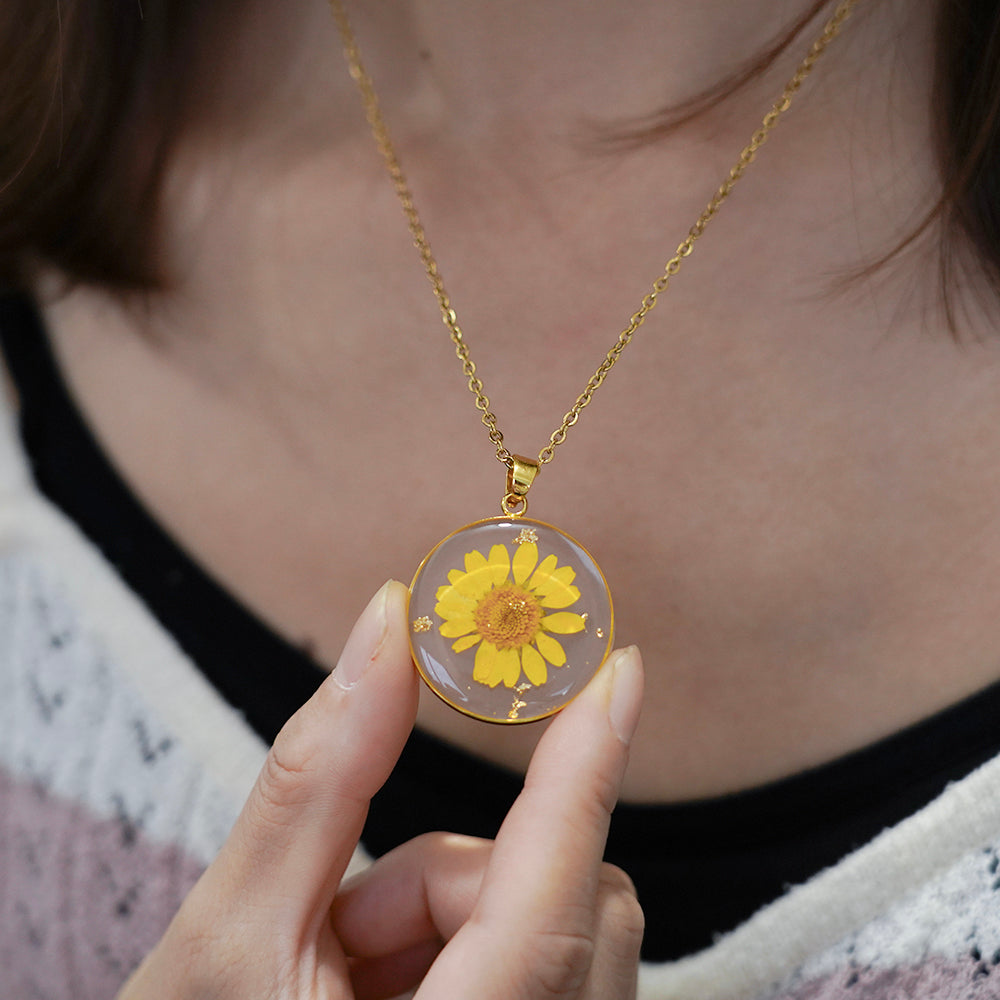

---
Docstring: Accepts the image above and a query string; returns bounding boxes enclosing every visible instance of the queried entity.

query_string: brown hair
[934,0,1000,302]
[0,0,208,291]
[1,1,999,301]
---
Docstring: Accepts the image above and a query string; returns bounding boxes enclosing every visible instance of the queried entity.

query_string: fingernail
[607,646,643,745]
[333,581,392,690]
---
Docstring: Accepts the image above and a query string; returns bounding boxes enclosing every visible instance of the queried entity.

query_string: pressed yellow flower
[434,540,587,689]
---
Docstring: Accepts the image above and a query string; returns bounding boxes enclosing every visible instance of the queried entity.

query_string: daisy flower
[434,539,586,689]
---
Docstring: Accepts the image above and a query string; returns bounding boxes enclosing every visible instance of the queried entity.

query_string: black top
[4,291,1000,962]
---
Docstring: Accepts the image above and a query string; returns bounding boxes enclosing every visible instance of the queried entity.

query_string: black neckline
[5,290,1000,961]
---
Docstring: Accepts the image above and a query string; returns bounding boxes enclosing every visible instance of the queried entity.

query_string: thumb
[208,580,420,927]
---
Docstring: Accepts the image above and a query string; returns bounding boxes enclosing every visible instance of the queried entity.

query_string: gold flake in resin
[514,527,539,545]
[411,616,433,633]
[508,685,531,720]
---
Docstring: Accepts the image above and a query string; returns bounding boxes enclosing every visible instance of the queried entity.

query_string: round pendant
[407,517,614,724]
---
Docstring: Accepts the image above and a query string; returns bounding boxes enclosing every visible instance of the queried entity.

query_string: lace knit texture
[4,374,1000,999]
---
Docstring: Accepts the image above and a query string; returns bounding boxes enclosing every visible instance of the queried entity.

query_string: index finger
[418,645,644,996]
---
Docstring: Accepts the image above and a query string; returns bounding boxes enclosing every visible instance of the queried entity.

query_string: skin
[22,0,1000,989]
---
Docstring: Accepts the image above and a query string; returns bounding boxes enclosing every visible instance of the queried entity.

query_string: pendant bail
[502,454,539,517]
[508,455,540,497]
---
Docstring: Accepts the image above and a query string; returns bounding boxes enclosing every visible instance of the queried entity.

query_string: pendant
[408,516,614,724]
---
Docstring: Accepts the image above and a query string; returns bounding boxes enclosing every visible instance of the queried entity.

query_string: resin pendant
[408,517,614,724]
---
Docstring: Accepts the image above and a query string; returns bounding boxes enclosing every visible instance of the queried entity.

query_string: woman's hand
[118,579,644,999]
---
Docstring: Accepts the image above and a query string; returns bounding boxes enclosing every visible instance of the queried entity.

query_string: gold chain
[328,0,859,482]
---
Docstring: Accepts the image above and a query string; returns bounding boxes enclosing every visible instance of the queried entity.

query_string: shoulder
[639,753,1000,998]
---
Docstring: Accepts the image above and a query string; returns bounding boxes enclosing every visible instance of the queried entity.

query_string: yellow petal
[435,593,476,616]
[452,634,481,653]
[487,544,511,587]
[535,632,567,666]
[497,648,521,688]
[440,617,476,638]
[473,641,498,683]
[539,583,582,610]
[436,586,476,609]
[512,542,538,585]
[464,549,489,574]
[541,612,586,635]
[449,565,496,600]
[521,644,547,685]
[528,554,558,590]
[485,661,501,686]
[533,568,576,596]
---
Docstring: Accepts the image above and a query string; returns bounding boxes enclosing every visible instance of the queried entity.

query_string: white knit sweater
[3,375,1000,999]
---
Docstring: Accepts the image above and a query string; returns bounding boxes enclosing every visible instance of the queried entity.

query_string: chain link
[328,0,860,473]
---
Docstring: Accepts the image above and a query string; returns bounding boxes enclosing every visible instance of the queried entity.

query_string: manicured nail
[607,646,643,745]
[333,581,392,690]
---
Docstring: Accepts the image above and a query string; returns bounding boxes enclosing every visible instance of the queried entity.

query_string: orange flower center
[473,583,543,650]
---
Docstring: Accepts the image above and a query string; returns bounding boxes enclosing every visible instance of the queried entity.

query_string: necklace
[328,0,859,724]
